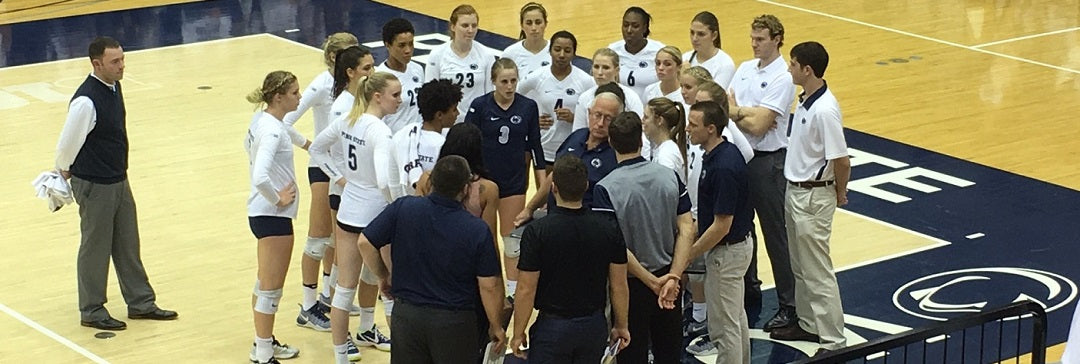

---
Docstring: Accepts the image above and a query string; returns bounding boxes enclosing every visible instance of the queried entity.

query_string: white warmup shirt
[376,60,426,133]
[517,64,595,162]
[390,124,445,199]
[684,49,736,89]
[425,40,496,125]
[503,40,551,80]
[310,113,396,227]
[245,111,299,218]
[608,39,665,103]
[283,70,335,166]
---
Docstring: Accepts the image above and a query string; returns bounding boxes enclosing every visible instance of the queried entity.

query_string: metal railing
[800,301,1048,364]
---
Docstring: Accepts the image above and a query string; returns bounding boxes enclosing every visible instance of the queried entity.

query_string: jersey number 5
[348,144,358,170]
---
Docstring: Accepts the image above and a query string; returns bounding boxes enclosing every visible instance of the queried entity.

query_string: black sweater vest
[69,75,128,184]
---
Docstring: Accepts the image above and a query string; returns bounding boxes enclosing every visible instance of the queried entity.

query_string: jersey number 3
[498,125,510,145]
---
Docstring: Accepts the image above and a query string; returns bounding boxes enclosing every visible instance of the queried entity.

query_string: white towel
[393,124,424,198]
[32,171,74,212]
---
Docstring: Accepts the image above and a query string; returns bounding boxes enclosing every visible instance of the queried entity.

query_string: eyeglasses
[589,111,615,124]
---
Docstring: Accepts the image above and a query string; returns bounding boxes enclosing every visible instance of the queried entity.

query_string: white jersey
[683,49,736,89]
[729,56,795,152]
[324,92,355,196]
[502,40,551,79]
[390,124,445,199]
[283,70,334,167]
[608,39,665,103]
[517,65,595,162]
[642,82,684,105]
[376,60,426,133]
[424,40,496,125]
[310,113,396,227]
[651,139,685,183]
[245,111,299,218]
[572,82,651,159]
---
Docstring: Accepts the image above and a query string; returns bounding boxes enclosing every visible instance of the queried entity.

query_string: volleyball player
[464,58,544,302]
[244,71,303,364]
[282,33,358,333]
[502,2,551,79]
[376,19,425,133]
[572,49,649,158]
[425,4,496,124]
[310,72,401,363]
[608,6,665,103]
[684,11,737,87]
[390,79,462,198]
[643,97,688,182]
[643,46,685,105]
[516,30,594,184]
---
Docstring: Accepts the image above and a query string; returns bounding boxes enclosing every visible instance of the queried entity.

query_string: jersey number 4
[454,73,475,88]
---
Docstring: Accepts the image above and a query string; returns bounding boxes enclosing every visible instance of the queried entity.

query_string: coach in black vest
[54,37,176,331]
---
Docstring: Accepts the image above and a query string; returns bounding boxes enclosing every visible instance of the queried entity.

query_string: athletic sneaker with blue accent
[685,335,718,356]
[356,325,392,351]
[346,335,362,361]
[683,318,707,338]
[296,303,331,332]
[249,337,300,362]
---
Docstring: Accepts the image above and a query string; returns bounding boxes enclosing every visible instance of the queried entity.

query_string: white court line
[973,26,1080,48]
[263,33,322,52]
[0,302,110,364]
[756,0,1080,75]
[0,33,270,72]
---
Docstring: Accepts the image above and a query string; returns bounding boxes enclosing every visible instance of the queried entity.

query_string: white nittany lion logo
[591,158,602,168]
[893,267,1077,321]
[510,115,522,124]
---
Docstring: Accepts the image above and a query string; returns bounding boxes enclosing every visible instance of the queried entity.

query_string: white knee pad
[382,297,394,317]
[253,285,283,315]
[331,285,357,311]
[304,237,331,260]
[359,265,379,286]
[503,235,521,259]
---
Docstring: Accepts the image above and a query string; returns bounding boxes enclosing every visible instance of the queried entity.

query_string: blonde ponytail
[347,72,399,126]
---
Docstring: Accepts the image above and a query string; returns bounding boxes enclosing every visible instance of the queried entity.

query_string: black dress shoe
[81,317,127,331]
[763,306,796,332]
[769,324,820,343]
[128,308,178,321]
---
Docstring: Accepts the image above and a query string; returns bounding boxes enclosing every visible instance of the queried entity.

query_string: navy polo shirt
[552,128,617,208]
[363,194,501,311]
[697,141,754,243]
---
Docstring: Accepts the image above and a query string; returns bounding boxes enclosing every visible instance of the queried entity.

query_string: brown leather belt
[789,180,835,188]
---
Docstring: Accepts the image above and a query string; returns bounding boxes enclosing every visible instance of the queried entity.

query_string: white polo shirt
[784,83,847,182]
[728,56,795,152]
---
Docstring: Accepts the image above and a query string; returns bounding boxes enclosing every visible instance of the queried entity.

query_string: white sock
[359,307,376,333]
[333,343,350,364]
[255,336,274,362]
[692,302,707,322]
[507,280,518,297]
[321,271,332,297]
[382,297,394,316]
[302,284,317,310]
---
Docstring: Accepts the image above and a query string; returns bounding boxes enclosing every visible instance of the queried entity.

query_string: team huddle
[240,2,851,364]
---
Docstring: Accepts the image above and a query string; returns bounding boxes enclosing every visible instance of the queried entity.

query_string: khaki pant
[705,235,753,364]
[784,184,846,350]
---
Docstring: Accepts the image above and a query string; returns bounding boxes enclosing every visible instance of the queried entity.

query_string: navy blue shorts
[492,174,527,198]
[337,220,364,234]
[249,216,293,239]
[308,167,330,184]
[329,194,341,211]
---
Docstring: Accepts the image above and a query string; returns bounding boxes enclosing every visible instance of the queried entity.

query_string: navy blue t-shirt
[363,194,501,310]
[697,141,753,243]
[465,92,544,196]
[551,128,617,208]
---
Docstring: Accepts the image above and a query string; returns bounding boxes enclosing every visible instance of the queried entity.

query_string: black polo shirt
[364,194,501,311]
[518,205,627,317]
[551,128,617,208]
[697,141,753,243]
